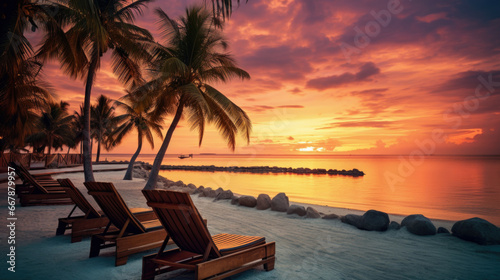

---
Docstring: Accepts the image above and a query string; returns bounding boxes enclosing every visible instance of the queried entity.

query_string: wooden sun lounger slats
[56,179,108,242]
[141,189,275,280]
[9,162,73,206]
[84,182,169,266]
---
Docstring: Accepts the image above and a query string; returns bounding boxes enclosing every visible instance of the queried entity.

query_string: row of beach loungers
[11,162,276,280]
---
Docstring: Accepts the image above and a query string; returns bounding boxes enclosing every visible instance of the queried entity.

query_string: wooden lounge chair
[84,182,168,266]
[13,166,73,206]
[56,178,110,242]
[9,162,62,194]
[141,190,276,280]
[57,179,161,243]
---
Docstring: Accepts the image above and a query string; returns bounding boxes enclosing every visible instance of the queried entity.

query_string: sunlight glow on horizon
[34,0,500,156]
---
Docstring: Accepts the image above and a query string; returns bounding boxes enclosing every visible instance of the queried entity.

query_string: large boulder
[306,207,321,219]
[361,210,390,231]
[238,196,257,208]
[201,187,217,198]
[341,211,389,231]
[271,193,289,212]
[287,205,306,216]
[401,214,436,236]
[341,214,363,229]
[451,217,500,245]
[215,187,224,195]
[256,194,272,210]
[214,190,233,201]
[185,183,197,193]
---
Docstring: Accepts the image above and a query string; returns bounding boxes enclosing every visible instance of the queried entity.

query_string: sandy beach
[2,169,500,280]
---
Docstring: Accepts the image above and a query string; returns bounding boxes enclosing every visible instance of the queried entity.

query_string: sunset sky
[32,0,500,155]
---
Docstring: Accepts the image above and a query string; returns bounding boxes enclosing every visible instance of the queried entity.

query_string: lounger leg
[89,235,103,258]
[56,220,68,235]
[264,256,276,271]
[115,255,129,266]
[71,235,83,243]
[142,255,157,280]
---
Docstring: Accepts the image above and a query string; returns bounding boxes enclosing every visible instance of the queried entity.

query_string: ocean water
[102,153,500,225]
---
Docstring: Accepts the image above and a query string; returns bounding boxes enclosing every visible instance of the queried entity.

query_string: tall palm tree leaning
[137,6,252,189]
[109,93,163,180]
[37,0,153,182]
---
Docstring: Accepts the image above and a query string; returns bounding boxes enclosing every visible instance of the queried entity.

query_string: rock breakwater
[158,164,365,177]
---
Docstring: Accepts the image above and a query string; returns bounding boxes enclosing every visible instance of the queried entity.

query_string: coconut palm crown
[26,101,75,154]
[90,94,118,163]
[37,0,154,181]
[138,6,252,189]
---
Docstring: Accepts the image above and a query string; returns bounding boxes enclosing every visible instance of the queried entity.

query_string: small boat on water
[178,154,193,159]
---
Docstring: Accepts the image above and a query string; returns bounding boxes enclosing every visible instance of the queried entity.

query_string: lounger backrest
[84,182,146,234]
[142,190,220,258]
[58,179,101,218]
[11,162,49,194]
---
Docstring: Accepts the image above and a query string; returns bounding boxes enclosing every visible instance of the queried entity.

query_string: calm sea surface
[102,154,500,225]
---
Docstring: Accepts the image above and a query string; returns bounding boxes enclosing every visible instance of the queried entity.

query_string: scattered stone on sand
[341,214,363,228]
[256,194,272,210]
[322,213,340,220]
[231,196,240,205]
[193,186,205,194]
[215,187,224,195]
[214,190,233,201]
[361,210,390,231]
[271,192,289,212]
[173,180,185,187]
[202,187,217,198]
[388,221,401,230]
[437,227,450,234]
[287,205,307,216]
[306,207,321,218]
[401,214,436,236]
[451,217,500,245]
[238,196,257,208]
[132,167,149,179]
[341,210,389,231]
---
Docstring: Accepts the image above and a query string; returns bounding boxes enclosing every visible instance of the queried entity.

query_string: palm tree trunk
[144,100,185,189]
[48,135,52,155]
[82,58,98,182]
[96,136,101,163]
[124,134,143,180]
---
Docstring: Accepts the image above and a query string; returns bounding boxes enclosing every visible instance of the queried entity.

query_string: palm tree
[26,101,75,155]
[37,0,154,181]
[72,105,85,154]
[90,95,117,163]
[109,93,163,180]
[0,1,55,151]
[0,58,53,151]
[211,0,248,19]
[138,6,252,189]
